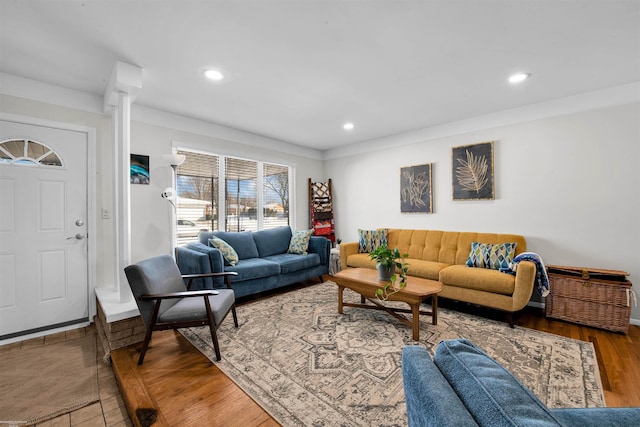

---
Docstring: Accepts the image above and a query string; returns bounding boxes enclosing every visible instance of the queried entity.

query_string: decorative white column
[98,61,142,311]
[116,92,132,301]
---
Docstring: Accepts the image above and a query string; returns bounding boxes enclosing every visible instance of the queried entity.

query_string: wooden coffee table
[331,268,443,340]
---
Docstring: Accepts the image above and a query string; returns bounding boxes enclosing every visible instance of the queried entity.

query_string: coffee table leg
[338,285,344,314]
[432,295,438,325]
[411,303,420,341]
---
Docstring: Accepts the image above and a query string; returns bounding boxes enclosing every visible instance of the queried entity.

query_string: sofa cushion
[402,346,479,427]
[288,229,313,255]
[466,242,517,270]
[405,258,450,281]
[265,253,321,274]
[224,258,280,282]
[345,253,377,269]
[434,339,562,427]
[208,237,239,266]
[212,231,259,260]
[439,265,515,295]
[358,228,388,253]
[252,226,292,257]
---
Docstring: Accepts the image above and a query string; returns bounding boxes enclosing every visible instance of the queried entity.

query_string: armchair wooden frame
[136,271,239,365]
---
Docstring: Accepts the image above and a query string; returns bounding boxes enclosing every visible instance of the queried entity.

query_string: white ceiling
[1,1,639,151]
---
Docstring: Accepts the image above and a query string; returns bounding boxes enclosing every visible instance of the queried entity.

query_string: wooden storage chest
[545,265,634,333]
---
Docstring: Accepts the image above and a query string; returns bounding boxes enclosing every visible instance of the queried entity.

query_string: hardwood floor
[111,288,640,427]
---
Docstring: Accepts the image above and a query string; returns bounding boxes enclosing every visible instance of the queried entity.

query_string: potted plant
[369,243,403,280]
[369,243,410,300]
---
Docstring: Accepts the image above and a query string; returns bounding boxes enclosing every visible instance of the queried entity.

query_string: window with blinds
[225,157,258,232]
[175,149,291,241]
[263,163,289,229]
[175,150,218,244]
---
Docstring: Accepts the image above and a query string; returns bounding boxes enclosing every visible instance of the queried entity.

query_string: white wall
[324,102,640,322]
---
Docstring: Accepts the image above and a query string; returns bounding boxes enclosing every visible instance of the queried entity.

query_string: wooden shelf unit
[309,178,335,244]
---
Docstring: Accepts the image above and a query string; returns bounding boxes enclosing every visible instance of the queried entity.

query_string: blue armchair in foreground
[124,254,238,364]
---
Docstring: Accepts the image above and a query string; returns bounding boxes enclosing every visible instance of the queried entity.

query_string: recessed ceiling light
[508,73,531,84]
[343,122,354,130]
[204,69,225,81]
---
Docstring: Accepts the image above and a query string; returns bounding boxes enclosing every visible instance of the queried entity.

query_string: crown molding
[0,72,324,160]
[322,82,640,160]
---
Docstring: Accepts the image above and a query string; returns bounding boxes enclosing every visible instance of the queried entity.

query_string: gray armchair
[124,254,238,364]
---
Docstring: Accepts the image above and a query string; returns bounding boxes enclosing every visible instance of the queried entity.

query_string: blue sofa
[175,226,331,298]
[402,339,640,426]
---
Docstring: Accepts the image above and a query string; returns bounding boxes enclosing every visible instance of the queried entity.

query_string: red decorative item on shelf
[309,178,335,244]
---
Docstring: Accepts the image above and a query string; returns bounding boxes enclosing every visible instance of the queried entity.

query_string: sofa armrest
[308,236,331,266]
[402,346,479,427]
[175,246,214,290]
[339,242,360,270]
[178,242,226,287]
[434,339,563,426]
[185,242,225,273]
[512,260,536,311]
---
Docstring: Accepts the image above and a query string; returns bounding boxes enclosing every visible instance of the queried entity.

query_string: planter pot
[378,265,395,281]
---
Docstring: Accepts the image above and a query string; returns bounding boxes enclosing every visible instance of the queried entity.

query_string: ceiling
[1,1,639,151]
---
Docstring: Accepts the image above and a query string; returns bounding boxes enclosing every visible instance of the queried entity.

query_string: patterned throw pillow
[358,228,389,253]
[466,242,517,270]
[209,237,239,266]
[288,229,314,255]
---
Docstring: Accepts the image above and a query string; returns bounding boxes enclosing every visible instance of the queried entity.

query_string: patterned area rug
[181,281,605,427]
[0,334,99,425]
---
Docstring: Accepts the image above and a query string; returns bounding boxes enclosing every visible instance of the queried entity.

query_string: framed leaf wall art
[401,163,433,213]
[452,141,494,200]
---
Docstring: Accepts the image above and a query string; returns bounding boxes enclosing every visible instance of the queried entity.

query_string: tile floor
[0,326,132,427]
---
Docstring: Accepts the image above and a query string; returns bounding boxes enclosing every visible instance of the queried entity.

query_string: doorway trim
[0,112,97,340]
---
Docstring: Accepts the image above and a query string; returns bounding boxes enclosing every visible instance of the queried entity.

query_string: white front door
[0,119,89,339]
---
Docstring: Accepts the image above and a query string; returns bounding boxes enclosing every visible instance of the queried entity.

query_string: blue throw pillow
[208,237,239,266]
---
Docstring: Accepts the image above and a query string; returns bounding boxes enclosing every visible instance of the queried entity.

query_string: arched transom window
[0,139,63,167]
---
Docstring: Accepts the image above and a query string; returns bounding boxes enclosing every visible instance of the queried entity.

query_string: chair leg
[204,295,222,361]
[209,325,222,361]
[318,275,324,283]
[231,306,239,328]
[138,302,162,365]
[138,327,154,365]
[506,312,515,328]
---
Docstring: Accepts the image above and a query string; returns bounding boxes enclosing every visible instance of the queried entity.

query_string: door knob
[67,233,85,240]
[76,220,84,226]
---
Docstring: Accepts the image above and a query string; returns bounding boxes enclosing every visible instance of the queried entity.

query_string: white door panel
[0,120,88,339]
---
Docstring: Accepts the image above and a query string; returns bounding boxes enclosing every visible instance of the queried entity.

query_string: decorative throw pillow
[288,229,314,255]
[466,242,517,270]
[358,228,388,253]
[209,237,239,266]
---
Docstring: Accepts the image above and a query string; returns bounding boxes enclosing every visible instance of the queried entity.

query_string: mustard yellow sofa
[339,229,536,325]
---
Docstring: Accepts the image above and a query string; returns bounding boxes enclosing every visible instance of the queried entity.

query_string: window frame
[175,147,295,238]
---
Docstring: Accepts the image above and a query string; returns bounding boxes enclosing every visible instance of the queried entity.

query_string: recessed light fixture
[204,69,225,81]
[343,122,355,131]
[508,73,530,84]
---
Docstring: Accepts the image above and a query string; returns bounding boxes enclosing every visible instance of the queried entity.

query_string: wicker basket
[545,265,634,333]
